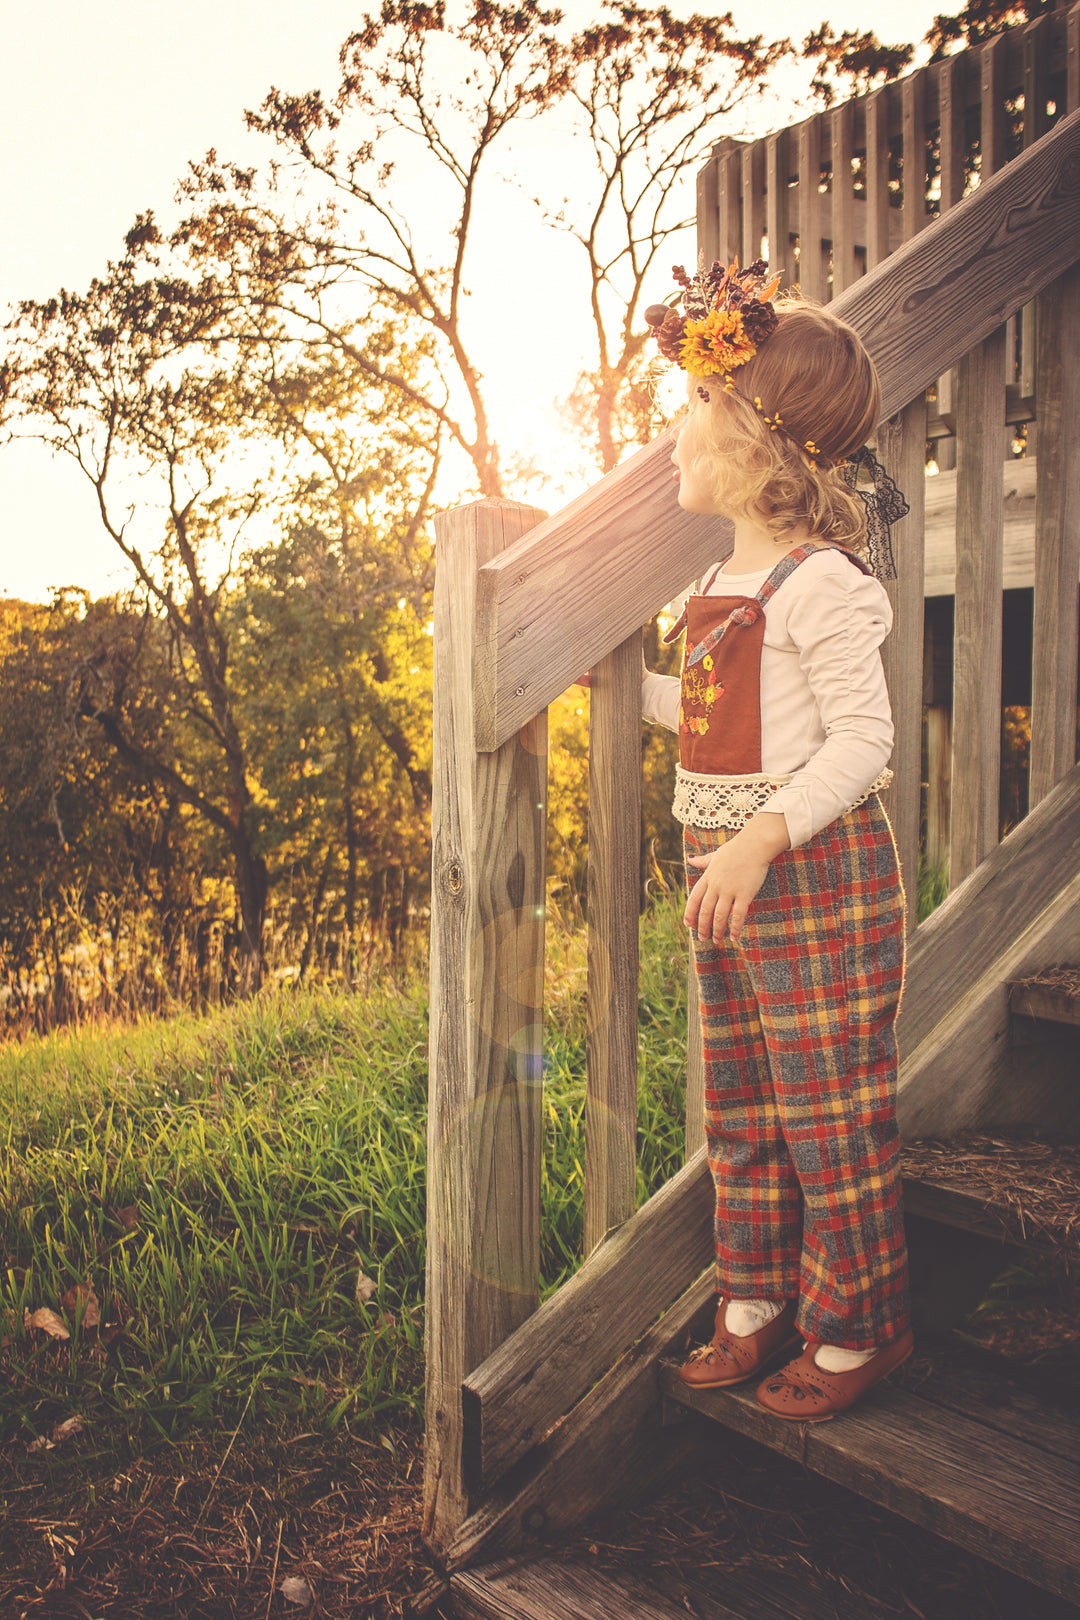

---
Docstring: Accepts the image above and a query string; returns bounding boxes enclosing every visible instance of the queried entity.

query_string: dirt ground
[4,1255,1077,1619]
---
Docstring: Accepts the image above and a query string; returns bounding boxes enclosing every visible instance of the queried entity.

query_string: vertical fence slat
[685,963,705,1161]
[696,149,720,269]
[425,499,548,1551]
[902,70,928,242]
[1021,17,1052,408]
[585,630,642,1256]
[879,415,928,924]
[716,141,743,267]
[864,87,891,271]
[1029,263,1080,806]
[797,115,824,299]
[830,100,856,297]
[935,53,966,473]
[950,328,1007,884]
[741,140,766,266]
[1070,0,1080,113]
[766,129,797,291]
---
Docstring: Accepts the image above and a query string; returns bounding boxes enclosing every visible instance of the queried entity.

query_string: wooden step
[452,1543,885,1619]
[660,1339,1080,1606]
[901,1131,1080,1257]
[1010,965,1080,1031]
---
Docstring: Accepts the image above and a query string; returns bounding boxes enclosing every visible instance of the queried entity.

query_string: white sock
[812,1342,877,1371]
[724,1298,783,1337]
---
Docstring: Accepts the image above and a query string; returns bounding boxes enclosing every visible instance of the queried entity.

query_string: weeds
[0,897,694,1465]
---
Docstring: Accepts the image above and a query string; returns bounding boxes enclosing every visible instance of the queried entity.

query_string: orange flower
[679,308,754,378]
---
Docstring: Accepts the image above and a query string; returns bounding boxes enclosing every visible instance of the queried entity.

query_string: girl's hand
[685,813,790,946]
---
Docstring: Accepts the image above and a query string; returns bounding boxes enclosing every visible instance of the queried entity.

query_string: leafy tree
[924,0,1057,58]
[167,1,796,497]
[2,232,440,991]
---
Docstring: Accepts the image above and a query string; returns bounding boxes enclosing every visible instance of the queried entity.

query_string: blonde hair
[676,301,881,555]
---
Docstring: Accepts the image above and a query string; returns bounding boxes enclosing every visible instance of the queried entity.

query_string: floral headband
[644,257,908,580]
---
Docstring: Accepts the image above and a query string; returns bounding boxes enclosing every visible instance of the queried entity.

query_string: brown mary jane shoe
[755,1328,915,1422]
[678,1299,800,1390]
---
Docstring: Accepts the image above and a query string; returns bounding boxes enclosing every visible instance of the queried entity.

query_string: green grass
[0,897,693,1469]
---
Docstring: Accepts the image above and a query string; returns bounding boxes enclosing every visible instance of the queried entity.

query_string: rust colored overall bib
[674,544,910,1350]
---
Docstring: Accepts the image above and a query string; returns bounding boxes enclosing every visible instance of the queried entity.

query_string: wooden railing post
[584,630,642,1255]
[425,498,548,1554]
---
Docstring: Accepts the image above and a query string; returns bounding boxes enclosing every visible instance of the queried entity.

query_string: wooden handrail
[472,107,1080,752]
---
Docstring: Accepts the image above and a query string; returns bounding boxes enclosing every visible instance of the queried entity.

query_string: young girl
[642,263,913,1420]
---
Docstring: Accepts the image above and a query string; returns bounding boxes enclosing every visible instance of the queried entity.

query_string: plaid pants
[686,797,911,1349]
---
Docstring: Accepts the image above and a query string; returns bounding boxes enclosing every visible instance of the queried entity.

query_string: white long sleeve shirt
[642,547,894,848]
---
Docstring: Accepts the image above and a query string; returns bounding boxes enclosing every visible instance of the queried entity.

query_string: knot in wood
[523,1505,547,1535]
[447,862,463,894]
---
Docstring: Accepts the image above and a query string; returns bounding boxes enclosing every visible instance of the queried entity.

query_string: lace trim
[672,766,893,829]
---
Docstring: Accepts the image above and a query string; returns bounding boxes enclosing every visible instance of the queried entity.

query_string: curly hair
[674,300,881,557]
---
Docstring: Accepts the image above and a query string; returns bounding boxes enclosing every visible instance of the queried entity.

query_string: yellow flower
[679,308,754,378]
[702,654,714,671]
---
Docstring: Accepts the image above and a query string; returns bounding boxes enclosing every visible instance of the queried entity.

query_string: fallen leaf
[61,1283,100,1329]
[280,1574,313,1607]
[51,1417,84,1445]
[355,1270,378,1303]
[113,1205,139,1231]
[25,1308,70,1341]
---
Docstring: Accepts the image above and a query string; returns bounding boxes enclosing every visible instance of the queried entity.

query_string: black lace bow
[839,447,909,580]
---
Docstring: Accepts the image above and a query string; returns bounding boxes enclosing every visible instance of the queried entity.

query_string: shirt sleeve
[766,565,894,848]
[641,670,681,732]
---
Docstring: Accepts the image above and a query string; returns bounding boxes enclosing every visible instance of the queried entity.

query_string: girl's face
[670,406,721,514]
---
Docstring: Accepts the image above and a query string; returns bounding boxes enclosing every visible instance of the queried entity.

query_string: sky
[0,0,942,602]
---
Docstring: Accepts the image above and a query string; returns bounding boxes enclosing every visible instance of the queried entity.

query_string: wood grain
[949,326,1006,886]
[1029,264,1080,806]
[829,100,856,295]
[766,128,797,292]
[460,1150,714,1494]
[922,457,1040,596]
[878,398,928,924]
[425,499,549,1553]
[661,1364,1080,1604]
[796,114,823,299]
[685,954,705,1160]
[898,761,1080,1054]
[450,1273,714,1571]
[584,631,642,1256]
[1009,979,1080,1029]
[863,86,892,271]
[473,109,1080,751]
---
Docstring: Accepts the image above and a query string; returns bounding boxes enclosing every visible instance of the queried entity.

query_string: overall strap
[684,542,864,669]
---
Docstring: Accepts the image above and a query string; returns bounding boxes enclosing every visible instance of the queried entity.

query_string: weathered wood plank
[450,1273,714,1570]
[1029,264,1080,805]
[922,457,1041,596]
[1009,979,1080,1029]
[949,325,1006,886]
[878,397,928,923]
[454,1547,881,1620]
[460,1149,714,1494]
[696,151,720,269]
[474,110,1080,749]
[934,51,966,472]
[902,70,928,242]
[715,141,743,268]
[894,1342,1080,1469]
[901,1175,1074,1257]
[864,86,892,270]
[765,129,796,292]
[661,1366,1080,1604]
[741,140,765,267]
[796,114,824,299]
[685,955,705,1160]
[425,499,549,1552]
[829,99,856,295]
[584,630,642,1256]
[898,840,1080,1137]
[898,761,1080,1053]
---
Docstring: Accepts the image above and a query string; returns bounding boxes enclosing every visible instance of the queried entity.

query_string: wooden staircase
[424,22,1080,1620]
[449,1138,1080,1616]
